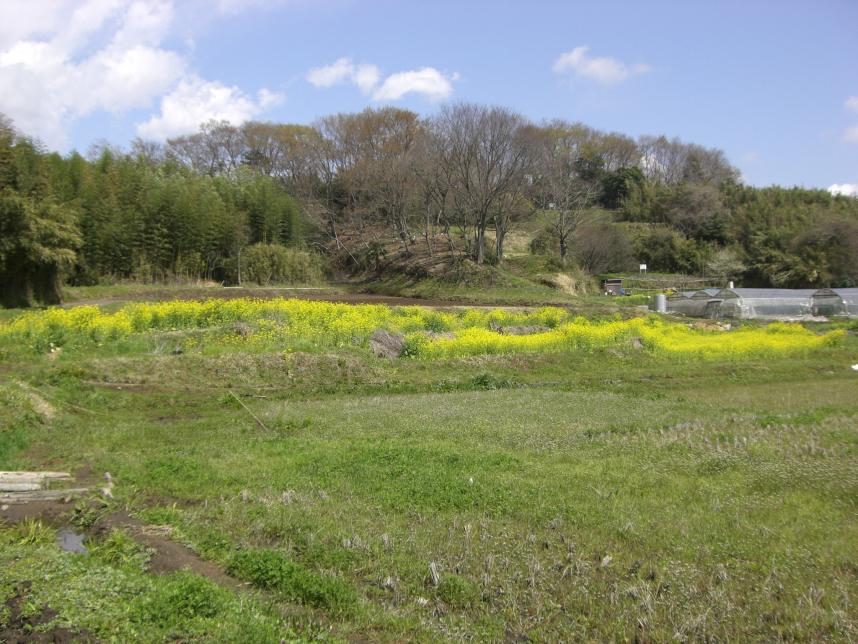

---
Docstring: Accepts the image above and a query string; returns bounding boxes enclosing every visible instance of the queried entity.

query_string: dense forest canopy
[1,105,857,306]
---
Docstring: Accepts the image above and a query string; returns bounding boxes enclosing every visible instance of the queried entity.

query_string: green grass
[0,534,297,642]
[1,295,857,640]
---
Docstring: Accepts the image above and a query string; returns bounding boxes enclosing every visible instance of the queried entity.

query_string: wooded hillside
[2,106,857,307]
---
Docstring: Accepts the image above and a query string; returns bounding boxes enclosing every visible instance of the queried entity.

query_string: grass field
[1,293,857,641]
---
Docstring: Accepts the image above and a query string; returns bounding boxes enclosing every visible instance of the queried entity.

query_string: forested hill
[2,107,857,307]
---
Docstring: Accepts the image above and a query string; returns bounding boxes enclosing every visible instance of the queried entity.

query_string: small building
[602,278,624,295]
[716,288,816,320]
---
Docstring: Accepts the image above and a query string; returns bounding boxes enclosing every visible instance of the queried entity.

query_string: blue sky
[1,0,856,192]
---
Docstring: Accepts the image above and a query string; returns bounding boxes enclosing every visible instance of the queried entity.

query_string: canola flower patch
[0,299,844,360]
[405,317,843,360]
[0,299,562,351]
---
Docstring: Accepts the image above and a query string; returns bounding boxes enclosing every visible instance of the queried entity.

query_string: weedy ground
[1,292,857,642]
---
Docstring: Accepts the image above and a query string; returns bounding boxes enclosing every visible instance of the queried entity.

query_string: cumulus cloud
[0,0,281,148]
[306,57,381,93]
[828,183,858,197]
[846,96,858,112]
[552,46,650,84]
[137,77,284,139]
[844,125,858,144]
[307,58,457,102]
[372,68,454,101]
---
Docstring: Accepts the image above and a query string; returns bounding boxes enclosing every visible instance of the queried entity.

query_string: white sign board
[639,264,647,271]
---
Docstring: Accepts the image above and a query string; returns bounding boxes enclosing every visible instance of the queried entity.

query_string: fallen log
[0,488,89,504]
[0,471,72,482]
[0,483,43,492]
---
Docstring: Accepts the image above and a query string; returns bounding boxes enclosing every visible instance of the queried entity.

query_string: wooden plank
[0,483,43,492]
[0,488,89,504]
[0,471,72,482]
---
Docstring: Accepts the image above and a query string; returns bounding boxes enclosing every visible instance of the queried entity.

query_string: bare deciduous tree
[430,103,533,264]
[532,123,601,265]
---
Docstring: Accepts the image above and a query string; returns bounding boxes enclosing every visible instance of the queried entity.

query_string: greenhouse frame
[666,287,858,320]
[811,288,845,316]
[714,288,818,320]
[666,289,721,317]
[834,289,858,316]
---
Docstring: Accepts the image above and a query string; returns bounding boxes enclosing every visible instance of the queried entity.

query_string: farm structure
[666,289,719,317]
[831,288,858,316]
[665,287,858,320]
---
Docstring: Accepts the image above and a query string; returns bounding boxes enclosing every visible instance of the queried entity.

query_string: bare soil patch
[95,511,243,590]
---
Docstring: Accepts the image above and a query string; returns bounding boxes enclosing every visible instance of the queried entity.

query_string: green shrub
[436,574,480,609]
[89,529,151,570]
[228,548,357,612]
[133,572,230,627]
[241,243,326,285]
[10,518,55,546]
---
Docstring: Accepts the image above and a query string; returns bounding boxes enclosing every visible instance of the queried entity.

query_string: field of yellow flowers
[0,298,844,359]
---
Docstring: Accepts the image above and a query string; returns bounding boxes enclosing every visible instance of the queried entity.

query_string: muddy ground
[1,582,94,643]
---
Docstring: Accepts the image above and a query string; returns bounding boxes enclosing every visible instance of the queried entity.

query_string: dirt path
[95,511,244,590]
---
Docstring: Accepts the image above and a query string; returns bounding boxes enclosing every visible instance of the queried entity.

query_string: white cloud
[846,96,858,113]
[828,183,858,197]
[0,0,281,148]
[306,57,381,94]
[257,88,285,109]
[552,46,650,84]
[214,0,289,14]
[137,77,283,139]
[307,57,357,87]
[372,68,454,102]
[353,64,382,94]
[307,58,457,102]
[844,125,858,144]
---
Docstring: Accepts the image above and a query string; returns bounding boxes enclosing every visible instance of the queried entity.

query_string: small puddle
[57,528,87,554]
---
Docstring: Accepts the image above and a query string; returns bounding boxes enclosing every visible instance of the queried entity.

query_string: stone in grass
[370,329,405,359]
[500,325,550,336]
[233,322,253,337]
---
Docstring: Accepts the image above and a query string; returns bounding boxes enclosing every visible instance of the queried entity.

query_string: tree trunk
[475,226,485,264]
[496,226,505,263]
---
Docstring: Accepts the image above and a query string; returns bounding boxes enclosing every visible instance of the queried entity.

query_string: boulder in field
[370,329,405,359]
[500,325,550,335]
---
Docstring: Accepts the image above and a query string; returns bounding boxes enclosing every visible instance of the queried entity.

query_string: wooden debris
[229,390,270,432]
[0,471,72,483]
[0,471,85,503]
[101,472,114,498]
[0,482,44,492]
[0,488,90,504]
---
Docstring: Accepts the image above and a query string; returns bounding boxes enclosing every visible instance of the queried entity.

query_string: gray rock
[500,325,550,335]
[370,329,405,358]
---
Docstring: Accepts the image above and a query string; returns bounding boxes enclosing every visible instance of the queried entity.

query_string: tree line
[2,105,857,307]
[156,106,858,288]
